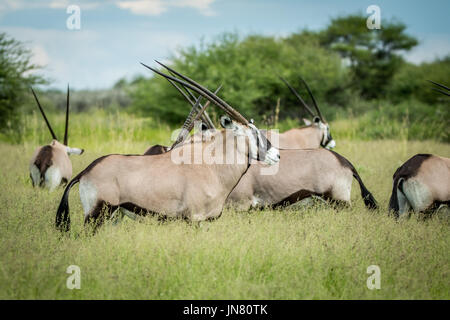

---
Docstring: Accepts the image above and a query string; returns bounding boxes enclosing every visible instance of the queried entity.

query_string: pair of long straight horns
[162,70,216,130]
[141,61,250,125]
[30,85,70,145]
[428,80,450,97]
[170,85,222,149]
[279,76,324,122]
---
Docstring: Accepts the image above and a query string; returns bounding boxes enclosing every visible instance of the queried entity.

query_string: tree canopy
[0,32,46,130]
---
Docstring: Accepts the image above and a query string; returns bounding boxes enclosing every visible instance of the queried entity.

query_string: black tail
[351,169,378,210]
[56,175,80,232]
[388,177,405,218]
[330,151,378,210]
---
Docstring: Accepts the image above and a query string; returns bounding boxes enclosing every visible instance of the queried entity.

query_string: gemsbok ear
[313,116,321,124]
[303,118,312,126]
[220,115,234,129]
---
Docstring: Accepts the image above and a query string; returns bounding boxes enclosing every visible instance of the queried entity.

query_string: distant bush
[130,32,349,125]
[331,99,449,142]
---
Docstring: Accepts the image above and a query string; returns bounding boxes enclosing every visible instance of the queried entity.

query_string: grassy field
[0,115,449,299]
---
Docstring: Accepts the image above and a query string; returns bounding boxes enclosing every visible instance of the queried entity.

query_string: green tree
[0,32,46,131]
[131,32,348,125]
[388,56,450,104]
[320,14,418,99]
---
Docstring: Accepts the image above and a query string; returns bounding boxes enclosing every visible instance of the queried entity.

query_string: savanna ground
[0,113,449,299]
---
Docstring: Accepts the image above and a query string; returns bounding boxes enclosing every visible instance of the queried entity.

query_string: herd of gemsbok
[28,63,450,233]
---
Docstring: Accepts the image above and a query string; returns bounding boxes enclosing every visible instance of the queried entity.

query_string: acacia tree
[320,15,418,99]
[0,32,46,131]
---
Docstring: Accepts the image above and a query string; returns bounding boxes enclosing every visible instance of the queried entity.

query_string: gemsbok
[262,76,335,150]
[29,86,84,191]
[388,81,449,218]
[388,154,450,218]
[55,64,280,232]
[226,147,378,211]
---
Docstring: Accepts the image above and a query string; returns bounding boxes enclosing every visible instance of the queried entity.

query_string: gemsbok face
[55,64,279,232]
[29,86,84,191]
[264,76,335,150]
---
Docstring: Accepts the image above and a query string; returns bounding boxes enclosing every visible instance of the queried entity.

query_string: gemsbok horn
[428,80,450,97]
[29,85,84,191]
[55,64,280,232]
[262,76,335,150]
[143,83,221,156]
[388,154,449,218]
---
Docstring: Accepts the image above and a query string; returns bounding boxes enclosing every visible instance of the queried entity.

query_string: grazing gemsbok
[55,65,280,232]
[226,147,377,211]
[388,154,450,218]
[263,76,335,150]
[29,86,84,191]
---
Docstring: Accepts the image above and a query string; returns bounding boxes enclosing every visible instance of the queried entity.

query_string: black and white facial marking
[312,117,335,150]
[220,116,280,165]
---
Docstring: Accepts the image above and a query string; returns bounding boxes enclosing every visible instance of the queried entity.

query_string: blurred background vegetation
[1,14,449,144]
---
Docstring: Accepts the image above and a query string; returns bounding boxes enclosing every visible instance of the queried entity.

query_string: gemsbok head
[29,86,84,191]
[263,76,335,150]
[55,63,279,232]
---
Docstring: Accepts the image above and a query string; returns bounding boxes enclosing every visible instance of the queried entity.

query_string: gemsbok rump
[29,86,84,191]
[55,64,280,232]
[388,154,449,218]
[262,76,335,150]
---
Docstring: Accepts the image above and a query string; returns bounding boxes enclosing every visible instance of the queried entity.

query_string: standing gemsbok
[55,64,280,232]
[263,76,335,150]
[388,81,450,217]
[29,86,84,191]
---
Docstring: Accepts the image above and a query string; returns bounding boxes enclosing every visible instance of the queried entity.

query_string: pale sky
[1,0,449,90]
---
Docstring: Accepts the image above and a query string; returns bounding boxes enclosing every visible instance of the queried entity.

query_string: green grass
[0,114,449,299]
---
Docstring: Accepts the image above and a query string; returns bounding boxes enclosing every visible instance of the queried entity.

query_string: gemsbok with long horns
[29,86,84,191]
[388,154,449,217]
[262,76,335,150]
[55,63,280,232]
[144,67,375,211]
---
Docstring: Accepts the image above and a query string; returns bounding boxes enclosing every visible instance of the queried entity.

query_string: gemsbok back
[262,76,335,150]
[29,86,84,191]
[388,154,449,218]
[55,64,280,232]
